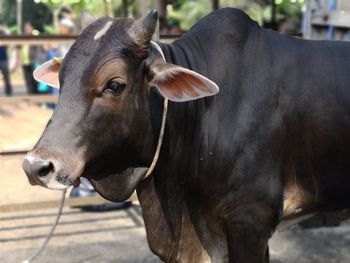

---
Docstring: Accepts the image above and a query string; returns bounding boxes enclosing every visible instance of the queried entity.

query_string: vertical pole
[121,0,128,17]
[271,0,276,30]
[16,0,23,34]
[212,0,219,10]
[328,0,336,40]
[153,0,166,21]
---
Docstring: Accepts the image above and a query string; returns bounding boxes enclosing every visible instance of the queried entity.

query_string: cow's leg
[265,246,270,263]
[224,201,279,263]
[225,221,271,263]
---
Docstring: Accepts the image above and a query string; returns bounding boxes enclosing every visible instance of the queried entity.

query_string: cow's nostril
[34,160,54,177]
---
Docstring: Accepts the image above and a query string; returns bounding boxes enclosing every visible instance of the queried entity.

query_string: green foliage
[274,0,305,24]
[0,1,17,26]
[0,0,53,32]
[43,24,57,34]
[167,0,305,30]
[220,0,265,25]
[42,0,122,17]
[8,25,19,34]
[0,0,306,34]
[167,0,211,30]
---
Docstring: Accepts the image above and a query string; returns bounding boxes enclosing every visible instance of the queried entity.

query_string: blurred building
[304,0,350,40]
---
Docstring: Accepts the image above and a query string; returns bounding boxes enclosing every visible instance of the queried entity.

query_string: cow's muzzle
[23,150,84,190]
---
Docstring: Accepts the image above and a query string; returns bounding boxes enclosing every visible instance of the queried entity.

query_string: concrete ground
[270,219,350,263]
[1,205,350,263]
[0,206,161,263]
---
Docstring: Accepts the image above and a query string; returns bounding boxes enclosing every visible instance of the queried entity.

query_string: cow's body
[23,8,350,262]
[136,9,350,261]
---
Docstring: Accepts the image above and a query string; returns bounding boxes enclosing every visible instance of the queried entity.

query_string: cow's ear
[33,58,61,89]
[149,63,219,102]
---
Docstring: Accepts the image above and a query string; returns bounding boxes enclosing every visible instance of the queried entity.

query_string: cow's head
[23,11,219,202]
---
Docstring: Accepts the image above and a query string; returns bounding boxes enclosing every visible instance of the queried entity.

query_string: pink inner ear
[33,60,61,88]
[154,75,183,98]
[157,72,201,98]
[152,66,219,102]
[182,73,213,93]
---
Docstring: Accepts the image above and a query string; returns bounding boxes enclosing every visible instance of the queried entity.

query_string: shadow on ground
[1,206,350,263]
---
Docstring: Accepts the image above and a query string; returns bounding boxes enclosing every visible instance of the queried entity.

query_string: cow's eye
[103,79,126,96]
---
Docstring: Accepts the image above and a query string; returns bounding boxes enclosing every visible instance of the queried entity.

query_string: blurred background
[1,1,350,262]
[2,0,350,97]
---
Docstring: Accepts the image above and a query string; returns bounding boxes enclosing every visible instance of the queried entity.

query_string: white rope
[144,97,168,179]
[22,190,67,263]
[143,41,168,179]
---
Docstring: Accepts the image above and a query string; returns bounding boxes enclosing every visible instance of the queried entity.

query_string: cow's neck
[137,42,227,262]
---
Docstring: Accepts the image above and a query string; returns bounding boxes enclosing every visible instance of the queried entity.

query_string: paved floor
[0,206,160,263]
[1,205,350,263]
[270,219,350,263]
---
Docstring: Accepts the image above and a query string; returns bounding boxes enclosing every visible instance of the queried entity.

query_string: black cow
[23,8,350,262]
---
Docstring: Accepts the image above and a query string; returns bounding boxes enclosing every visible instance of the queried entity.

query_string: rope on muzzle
[22,190,67,263]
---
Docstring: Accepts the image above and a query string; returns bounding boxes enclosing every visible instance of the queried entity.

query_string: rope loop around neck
[143,41,168,179]
[144,97,168,179]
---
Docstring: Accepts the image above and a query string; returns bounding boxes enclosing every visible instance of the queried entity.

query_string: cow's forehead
[84,17,134,41]
[60,17,140,89]
[68,17,134,59]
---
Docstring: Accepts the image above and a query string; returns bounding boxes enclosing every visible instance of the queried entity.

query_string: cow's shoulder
[193,8,257,30]
[186,7,258,48]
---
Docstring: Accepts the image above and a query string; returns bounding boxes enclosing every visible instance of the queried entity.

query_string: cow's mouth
[85,166,148,202]
[23,152,85,191]
[23,150,148,201]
